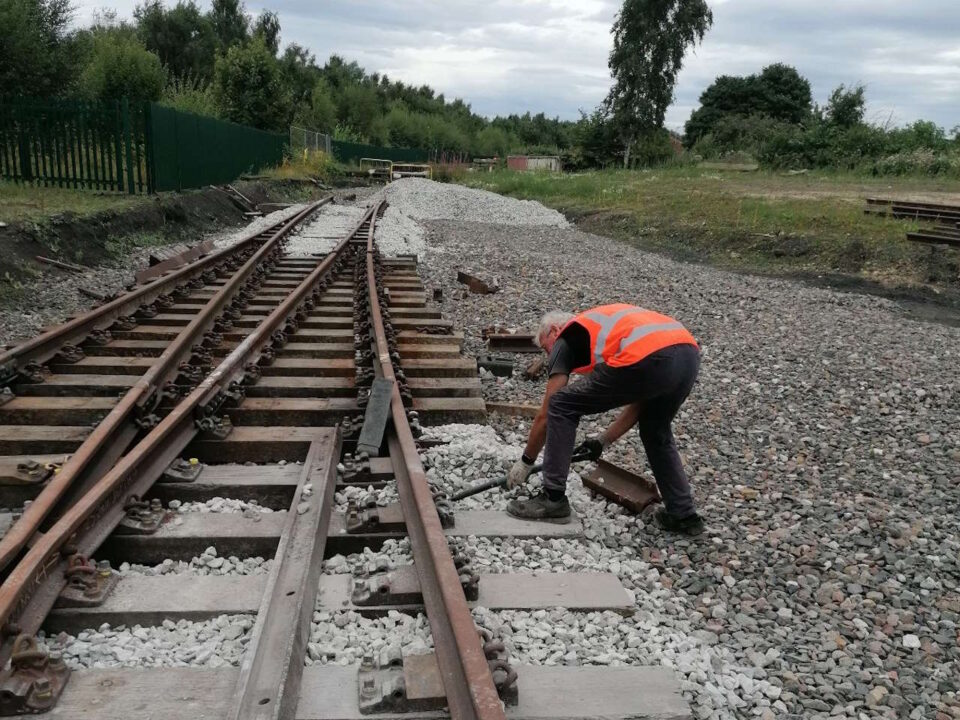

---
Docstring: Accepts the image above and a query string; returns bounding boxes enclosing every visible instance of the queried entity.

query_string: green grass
[0,181,148,223]
[459,167,960,288]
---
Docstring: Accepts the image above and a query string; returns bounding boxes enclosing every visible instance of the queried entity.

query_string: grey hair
[535,311,575,348]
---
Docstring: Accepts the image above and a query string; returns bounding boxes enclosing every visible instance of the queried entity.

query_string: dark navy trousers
[541,343,701,518]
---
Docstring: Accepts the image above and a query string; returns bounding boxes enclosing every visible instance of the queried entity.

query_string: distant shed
[507,155,561,172]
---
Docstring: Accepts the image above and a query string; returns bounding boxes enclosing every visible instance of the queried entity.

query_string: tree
[683,75,755,145]
[0,0,78,97]
[684,64,811,146]
[210,0,248,50]
[336,83,380,137]
[79,30,165,102]
[252,10,280,55]
[293,79,336,132]
[213,36,288,129]
[826,84,866,128]
[604,0,712,167]
[135,0,216,80]
[279,43,320,112]
[754,63,811,124]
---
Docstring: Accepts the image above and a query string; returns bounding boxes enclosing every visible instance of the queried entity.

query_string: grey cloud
[75,0,959,129]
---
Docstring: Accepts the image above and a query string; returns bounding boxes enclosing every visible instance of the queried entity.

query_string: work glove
[507,457,535,489]
[573,437,606,462]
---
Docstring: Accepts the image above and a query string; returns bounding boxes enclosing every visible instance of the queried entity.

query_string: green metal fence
[1,99,286,193]
[331,139,427,165]
[0,98,150,193]
[148,104,285,192]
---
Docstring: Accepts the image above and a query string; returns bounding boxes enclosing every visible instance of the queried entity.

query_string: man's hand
[507,457,535,489]
[573,437,606,461]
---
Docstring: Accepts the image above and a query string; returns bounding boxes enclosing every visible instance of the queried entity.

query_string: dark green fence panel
[0,98,148,193]
[148,104,285,192]
[331,139,427,165]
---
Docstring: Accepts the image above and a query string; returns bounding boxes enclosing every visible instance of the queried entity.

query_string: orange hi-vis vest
[560,303,698,375]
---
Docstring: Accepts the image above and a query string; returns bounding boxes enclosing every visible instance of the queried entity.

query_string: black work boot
[506,492,572,524]
[655,508,705,536]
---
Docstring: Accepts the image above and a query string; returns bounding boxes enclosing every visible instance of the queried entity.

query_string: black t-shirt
[547,323,590,376]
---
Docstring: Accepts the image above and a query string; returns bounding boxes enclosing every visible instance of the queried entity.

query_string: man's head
[535,311,575,353]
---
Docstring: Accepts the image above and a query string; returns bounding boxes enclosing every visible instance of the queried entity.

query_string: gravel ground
[10,181,959,718]
[371,183,960,720]
[375,203,426,257]
[381,178,569,228]
[209,203,309,250]
[117,547,273,577]
[39,614,255,669]
[283,202,368,256]
[306,610,432,666]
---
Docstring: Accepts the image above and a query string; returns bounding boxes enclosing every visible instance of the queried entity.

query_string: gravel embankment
[382,178,569,227]
[372,179,960,720]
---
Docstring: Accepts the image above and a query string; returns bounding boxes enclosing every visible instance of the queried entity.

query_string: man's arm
[523,373,569,461]
[599,401,643,445]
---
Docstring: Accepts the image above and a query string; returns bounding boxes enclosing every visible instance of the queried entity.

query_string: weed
[262,151,342,184]
[0,181,145,223]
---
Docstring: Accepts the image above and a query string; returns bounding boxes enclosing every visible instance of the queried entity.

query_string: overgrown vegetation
[684,65,960,176]
[262,150,339,184]
[459,168,960,291]
[0,180,146,222]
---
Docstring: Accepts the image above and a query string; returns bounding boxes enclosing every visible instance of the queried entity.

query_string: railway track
[0,196,688,719]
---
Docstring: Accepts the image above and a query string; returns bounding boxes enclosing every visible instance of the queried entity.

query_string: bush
[161,74,218,116]
[692,114,796,161]
[79,32,165,102]
[872,149,960,177]
[631,129,675,166]
[268,149,337,181]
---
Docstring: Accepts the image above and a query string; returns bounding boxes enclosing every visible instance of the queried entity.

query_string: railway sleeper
[24,663,688,719]
[40,569,631,631]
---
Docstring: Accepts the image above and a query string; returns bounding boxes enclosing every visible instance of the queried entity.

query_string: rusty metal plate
[402,653,446,705]
[486,334,538,353]
[584,460,661,513]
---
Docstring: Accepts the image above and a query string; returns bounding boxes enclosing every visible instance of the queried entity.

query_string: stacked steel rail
[865,197,960,247]
[0,201,510,718]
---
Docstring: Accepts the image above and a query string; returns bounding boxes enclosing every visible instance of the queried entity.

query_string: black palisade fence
[0,98,150,194]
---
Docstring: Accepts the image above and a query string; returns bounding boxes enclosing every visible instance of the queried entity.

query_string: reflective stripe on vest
[561,304,697,374]
[580,306,645,368]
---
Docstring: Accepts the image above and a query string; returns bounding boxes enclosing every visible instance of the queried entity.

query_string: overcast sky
[74,0,960,131]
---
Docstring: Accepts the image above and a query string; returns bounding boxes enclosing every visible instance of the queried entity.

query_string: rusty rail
[0,199,331,575]
[0,198,331,383]
[364,206,507,720]
[0,203,375,669]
